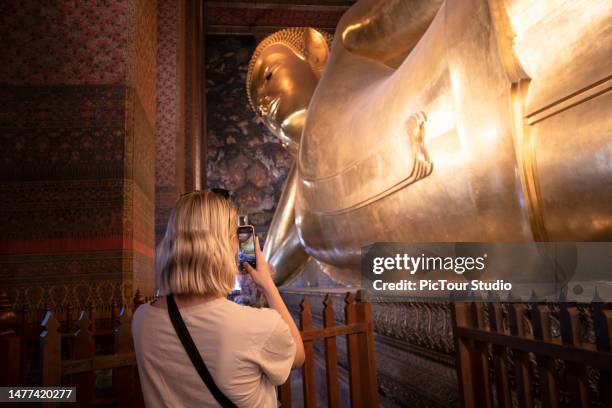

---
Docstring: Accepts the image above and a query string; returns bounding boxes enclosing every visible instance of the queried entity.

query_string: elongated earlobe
[305,28,330,73]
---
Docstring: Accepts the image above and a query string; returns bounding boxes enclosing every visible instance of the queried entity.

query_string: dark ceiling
[205,0,357,35]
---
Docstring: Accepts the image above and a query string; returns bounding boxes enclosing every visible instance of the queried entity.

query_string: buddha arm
[263,163,298,261]
[340,0,444,68]
[263,163,310,285]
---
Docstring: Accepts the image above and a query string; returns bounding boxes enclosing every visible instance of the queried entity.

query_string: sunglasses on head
[181,188,230,200]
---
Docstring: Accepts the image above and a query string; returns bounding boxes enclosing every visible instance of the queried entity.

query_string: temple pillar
[155,0,206,245]
[0,0,157,305]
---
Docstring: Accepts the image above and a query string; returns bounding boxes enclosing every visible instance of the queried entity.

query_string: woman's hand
[244,236,276,293]
[245,236,305,368]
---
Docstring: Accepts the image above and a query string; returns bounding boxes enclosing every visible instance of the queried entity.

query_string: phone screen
[238,226,256,271]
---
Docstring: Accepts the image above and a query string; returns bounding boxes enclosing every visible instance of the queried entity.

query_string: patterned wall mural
[155,0,179,190]
[0,0,129,85]
[154,0,182,247]
[205,36,293,238]
[0,0,157,305]
[206,5,345,31]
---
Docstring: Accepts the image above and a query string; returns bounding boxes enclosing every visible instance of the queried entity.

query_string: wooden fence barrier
[452,301,612,408]
[279,292,379,408]
[0,291,20,387]
[3,288,379,407]
[0,289,148,407]
[40,298,146,408]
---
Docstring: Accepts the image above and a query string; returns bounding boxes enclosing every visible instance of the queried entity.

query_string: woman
[132,191,305,407]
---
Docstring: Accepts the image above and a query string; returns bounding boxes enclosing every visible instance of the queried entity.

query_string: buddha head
[247,28,332,156]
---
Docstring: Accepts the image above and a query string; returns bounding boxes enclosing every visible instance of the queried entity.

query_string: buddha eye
[265,72,273,81]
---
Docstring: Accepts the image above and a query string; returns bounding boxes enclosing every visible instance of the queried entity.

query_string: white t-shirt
[132,297,296,408]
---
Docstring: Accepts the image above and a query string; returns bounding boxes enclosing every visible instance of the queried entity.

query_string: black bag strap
[166,294,238,408]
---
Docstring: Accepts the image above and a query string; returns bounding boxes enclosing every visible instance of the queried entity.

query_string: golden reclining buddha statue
[246,0,612,285]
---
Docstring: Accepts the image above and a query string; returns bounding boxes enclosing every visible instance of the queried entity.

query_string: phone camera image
[237,226,256,272]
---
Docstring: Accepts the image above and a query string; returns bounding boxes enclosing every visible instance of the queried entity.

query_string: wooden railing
[0,291,20,388]
[278,292,379,408]
[40,307,144,407]
[1,289,379,407]
[452,301,612,408]
[0,289,149,407]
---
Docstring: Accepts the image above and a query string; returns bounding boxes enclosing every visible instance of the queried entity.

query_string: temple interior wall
[0,0,157,304]
[205,35,292,240]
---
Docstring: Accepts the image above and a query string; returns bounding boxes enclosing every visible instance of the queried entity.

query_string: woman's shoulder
[222,300,282,326]
[132,301,161,323]
[131,302,156,339]
[219,302,284,343]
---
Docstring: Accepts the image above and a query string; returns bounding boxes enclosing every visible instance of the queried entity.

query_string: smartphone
[237,225,257,272]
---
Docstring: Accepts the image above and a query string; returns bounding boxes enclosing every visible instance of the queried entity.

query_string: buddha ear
[305,28,330,73]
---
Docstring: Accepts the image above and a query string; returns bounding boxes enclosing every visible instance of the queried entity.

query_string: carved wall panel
[281,289,459,407]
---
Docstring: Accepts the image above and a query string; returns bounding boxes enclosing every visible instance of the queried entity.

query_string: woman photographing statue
[132,191,305,407]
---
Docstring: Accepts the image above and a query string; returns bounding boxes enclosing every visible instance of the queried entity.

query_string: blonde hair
[156,191,238,297]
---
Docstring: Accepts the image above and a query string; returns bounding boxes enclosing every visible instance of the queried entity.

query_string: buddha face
[249,44,317,155]
[248,29,330,156]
